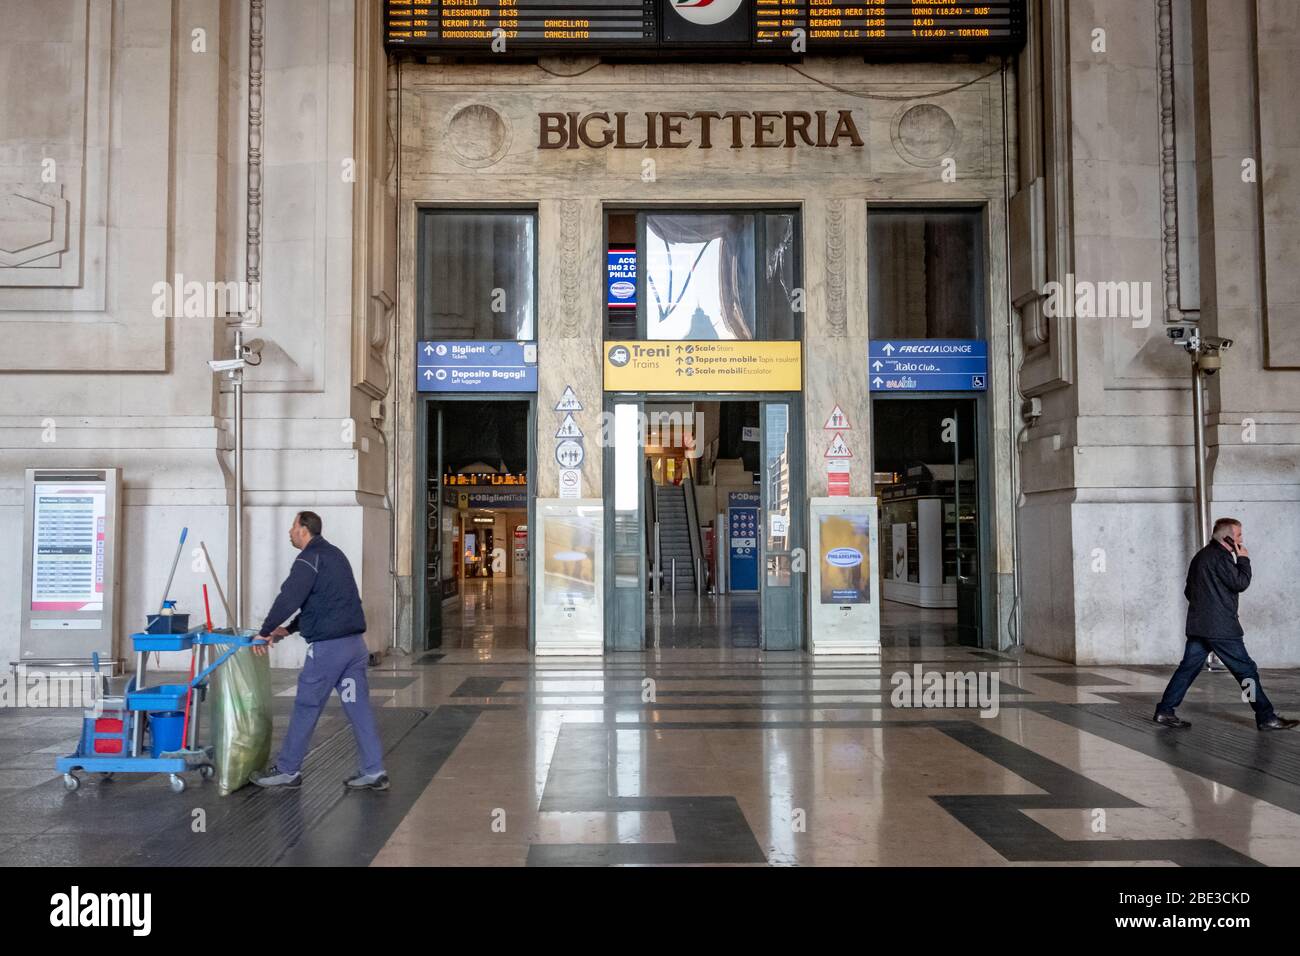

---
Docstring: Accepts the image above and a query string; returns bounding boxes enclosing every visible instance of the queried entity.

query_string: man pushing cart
[248,511,389,792]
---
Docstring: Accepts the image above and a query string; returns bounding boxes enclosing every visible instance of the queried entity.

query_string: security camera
[207,358,246,373]
[1201,335,1233,351]
[1167,325,1198,347]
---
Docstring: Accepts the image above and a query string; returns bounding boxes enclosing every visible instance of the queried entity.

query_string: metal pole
[233,329,245,629]
[1191,358,1209,544]
[671,558,676,598]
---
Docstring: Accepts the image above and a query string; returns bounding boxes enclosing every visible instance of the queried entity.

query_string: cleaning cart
[57,627,265,793]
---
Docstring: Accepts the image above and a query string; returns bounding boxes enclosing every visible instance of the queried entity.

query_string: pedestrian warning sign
[555,414,583,439]
[825,433,852,459]
[555,386,583,412]
[824,405,851,430]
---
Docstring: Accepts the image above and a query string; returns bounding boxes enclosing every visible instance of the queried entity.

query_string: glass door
[760,399,803,650]
[951,401,982,647]
[607,401,645,650]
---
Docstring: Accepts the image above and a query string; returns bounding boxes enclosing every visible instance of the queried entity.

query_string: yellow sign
[603,341,802,392]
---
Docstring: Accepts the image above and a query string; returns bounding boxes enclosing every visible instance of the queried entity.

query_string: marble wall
[1015,0,1300,665]
[0,0,394,669]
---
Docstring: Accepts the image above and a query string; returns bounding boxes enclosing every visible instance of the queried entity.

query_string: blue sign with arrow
[869,339,988,392]
[417,341,538,393]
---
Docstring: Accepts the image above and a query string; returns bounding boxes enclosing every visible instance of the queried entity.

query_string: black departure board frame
[385,1,1027,59]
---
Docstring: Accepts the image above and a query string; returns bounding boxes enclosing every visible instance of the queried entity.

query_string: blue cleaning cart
[57,628,265,793]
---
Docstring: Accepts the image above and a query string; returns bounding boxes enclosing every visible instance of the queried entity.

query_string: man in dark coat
[249,511,389,789]
[1155,518,1297,731]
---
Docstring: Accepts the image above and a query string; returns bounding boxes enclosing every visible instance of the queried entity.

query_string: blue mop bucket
[149,712,186,757]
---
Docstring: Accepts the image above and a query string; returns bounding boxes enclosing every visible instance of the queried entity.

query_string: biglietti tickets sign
[418,341,538,392]
[539,110,864,150]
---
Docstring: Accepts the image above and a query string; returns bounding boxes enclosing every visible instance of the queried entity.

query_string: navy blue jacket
[1184,540,1251,639]
[258,536,366,643]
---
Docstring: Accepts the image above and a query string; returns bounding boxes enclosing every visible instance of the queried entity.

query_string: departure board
[757,1,1024,49]
[385,2,658,48]
[384,1,1025,55]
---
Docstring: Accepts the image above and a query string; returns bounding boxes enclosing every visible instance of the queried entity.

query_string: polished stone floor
[3,630,1299,867]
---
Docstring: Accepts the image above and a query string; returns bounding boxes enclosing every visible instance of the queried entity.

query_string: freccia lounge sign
[538,110,865,150]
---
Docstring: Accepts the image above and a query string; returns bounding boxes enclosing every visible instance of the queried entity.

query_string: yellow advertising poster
[603,341,802,392]
[819,513,872,605]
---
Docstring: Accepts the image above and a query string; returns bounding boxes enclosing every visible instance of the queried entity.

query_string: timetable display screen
[385,1,1026,56]
[386,1,659,48]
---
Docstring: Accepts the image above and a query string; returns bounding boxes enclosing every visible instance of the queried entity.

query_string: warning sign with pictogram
[823,405,851,430]
[555,386,583,412]
[824,433,852,459]
[555,414,583,439]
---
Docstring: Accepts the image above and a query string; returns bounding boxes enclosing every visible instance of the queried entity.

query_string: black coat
[1184,541,1251,639]
[258,536,367,642]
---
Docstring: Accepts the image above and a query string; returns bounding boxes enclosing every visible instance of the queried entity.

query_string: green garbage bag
[210,645,273,796]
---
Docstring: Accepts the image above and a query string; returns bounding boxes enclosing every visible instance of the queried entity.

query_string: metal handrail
[682,466,704,595]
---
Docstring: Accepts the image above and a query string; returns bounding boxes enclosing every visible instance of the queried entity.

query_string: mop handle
[199,541,234,626]
[202,584,214,632]
[158,527,188,615]
[180,644,198,750]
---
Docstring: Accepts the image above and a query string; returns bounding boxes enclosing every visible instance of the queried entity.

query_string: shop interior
[424,400,530,650]
[872,397,981,647]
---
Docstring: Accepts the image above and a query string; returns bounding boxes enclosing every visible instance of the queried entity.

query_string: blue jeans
[1157,635,1277,724]
[277,634,385,776]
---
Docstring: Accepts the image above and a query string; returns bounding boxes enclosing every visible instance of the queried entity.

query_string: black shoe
[1258,716,1299,731]
[1153,712,1191,729]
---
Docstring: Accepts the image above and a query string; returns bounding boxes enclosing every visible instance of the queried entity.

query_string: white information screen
[30,480,107,612]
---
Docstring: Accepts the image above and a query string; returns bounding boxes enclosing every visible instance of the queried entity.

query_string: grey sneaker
[345,771,389,791]
[249,765,302,788]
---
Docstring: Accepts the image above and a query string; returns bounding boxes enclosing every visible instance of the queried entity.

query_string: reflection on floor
[439,576,528,650]
[880,599,961,648]
[646,593,761,649]
[3,641,1300,867]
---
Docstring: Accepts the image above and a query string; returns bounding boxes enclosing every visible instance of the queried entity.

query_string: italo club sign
[539,110,864,150]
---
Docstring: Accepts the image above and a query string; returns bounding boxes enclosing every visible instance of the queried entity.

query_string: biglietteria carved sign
[538,110,864,150]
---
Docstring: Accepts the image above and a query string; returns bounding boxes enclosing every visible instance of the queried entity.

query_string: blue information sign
[417,341,538,392]
[728,506,760,593]
[607,248,636,310]
[868,339,988,392]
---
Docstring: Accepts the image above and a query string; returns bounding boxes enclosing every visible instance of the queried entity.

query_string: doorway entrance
[872,397,986,647]
[417,398,535,652]
[604,394,804,651]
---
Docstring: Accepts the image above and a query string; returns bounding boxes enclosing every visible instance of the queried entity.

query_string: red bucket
[93,717,124,754]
